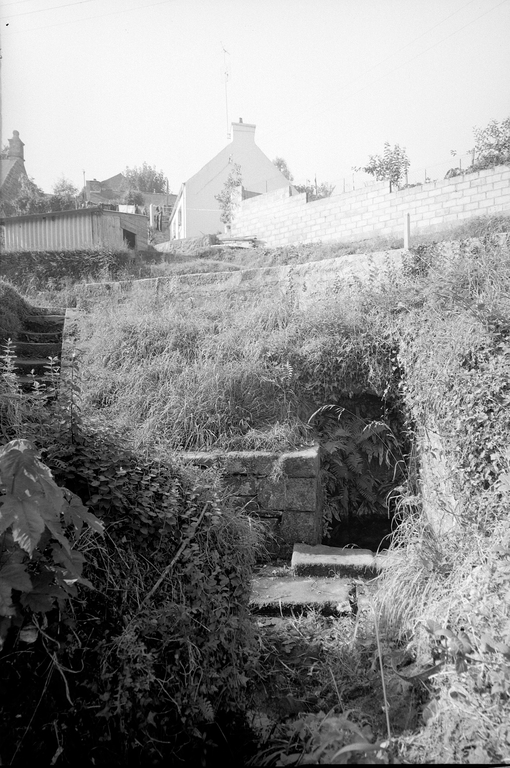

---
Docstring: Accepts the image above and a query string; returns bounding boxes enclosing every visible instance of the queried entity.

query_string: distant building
[0,131,30,206]
[83,173,130,206]
[82,173,176,212]
[0,207,148,252]
[169,120,292,240]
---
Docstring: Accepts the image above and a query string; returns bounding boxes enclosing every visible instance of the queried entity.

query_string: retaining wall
[181,446,322,556]
[78,248,404,311]
[230,165,510,247]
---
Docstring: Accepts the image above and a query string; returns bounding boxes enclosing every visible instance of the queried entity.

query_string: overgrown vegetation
[0,247,148,295]
[2,212,510,763]
[0,326,263,764]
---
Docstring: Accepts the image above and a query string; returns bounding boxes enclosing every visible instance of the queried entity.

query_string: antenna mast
[221,43,230,140]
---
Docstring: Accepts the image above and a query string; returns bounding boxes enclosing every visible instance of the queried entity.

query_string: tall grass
[77,272,403,454]
[5,216,510,760]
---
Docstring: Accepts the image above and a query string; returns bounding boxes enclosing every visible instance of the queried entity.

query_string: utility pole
[222,42,230,140]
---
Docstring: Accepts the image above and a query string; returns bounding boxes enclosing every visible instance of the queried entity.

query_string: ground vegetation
[1,213,510,763]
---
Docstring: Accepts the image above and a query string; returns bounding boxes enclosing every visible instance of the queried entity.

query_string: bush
[0,248,148,293]
[0,343,262,764]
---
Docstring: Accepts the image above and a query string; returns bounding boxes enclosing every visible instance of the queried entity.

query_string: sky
[1,0,510,195]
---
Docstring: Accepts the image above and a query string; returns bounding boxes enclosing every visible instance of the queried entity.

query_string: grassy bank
[2,216,510,763]
[73,223,510,762]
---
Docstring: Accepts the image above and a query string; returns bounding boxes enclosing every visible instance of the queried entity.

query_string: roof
[0,206,146,225]
[0,156,27,190]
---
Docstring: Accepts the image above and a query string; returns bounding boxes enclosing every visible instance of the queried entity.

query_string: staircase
[249,543,399,618]
[10,309,66,392]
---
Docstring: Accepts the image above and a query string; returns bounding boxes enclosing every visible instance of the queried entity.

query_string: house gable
[170,121,291,239]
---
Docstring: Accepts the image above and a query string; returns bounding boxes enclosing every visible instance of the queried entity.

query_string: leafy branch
[0,439,103,645]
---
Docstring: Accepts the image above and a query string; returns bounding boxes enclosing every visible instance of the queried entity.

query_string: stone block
[259,477,317,511]
[279,446,320,477]
[280,510,320,545]
[226,475,259,496]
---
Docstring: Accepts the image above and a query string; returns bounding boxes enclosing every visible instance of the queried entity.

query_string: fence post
[403,213,411,250]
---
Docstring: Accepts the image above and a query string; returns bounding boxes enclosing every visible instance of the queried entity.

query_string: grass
[0,279,39,344]
[3,213,510,763]
[74,274,399,454]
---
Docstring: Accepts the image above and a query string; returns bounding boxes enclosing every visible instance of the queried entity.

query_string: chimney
[231,120,255,142]
[8,130,25,161]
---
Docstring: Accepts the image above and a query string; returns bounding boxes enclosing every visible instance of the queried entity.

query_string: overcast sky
[2,0,510,194]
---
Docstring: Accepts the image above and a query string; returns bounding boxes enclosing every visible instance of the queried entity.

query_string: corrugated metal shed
[0,207,148,252]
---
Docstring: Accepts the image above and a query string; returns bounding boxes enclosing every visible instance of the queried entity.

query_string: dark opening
[311,393,407,553]
[123,228,136,249]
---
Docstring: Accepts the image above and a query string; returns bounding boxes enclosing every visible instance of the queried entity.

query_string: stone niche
[180,446,322,557]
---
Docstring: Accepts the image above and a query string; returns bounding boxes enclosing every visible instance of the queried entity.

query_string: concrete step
[18,331,63,343]
[13,358,58,375]
[24,315,66,332]
[15,375,58,393]
[250,572,354,616]
[290,543,401,578]
[25,314,66,322]
[28,307,66,315]
[14,342,61,358]
[249,542,403,616]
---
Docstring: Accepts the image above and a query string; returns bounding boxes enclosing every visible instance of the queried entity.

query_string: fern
[198,697,215,723]
[309,401,404,525]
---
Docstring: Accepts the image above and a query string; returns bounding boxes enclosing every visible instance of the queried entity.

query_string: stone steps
[3,309,66,393]
[250,544,398,617]
[249,543,397,617]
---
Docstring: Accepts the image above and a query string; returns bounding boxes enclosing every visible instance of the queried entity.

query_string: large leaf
[0,562,32,593]
[20,572,66,613]
[0,440,63,526]
[62,492,104,536]
[0,504,16,536]
[51,543,85,580]
[2,496,46,556]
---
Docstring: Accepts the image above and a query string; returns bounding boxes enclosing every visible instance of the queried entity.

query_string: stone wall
[78,247,404,311]
[180,446,322,556]
[230,165,510,247]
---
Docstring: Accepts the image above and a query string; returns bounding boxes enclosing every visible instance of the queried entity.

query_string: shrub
[0,248,146,293]
[0,336,263,764]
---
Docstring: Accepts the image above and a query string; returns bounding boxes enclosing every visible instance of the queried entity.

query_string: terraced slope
[0,283,65,392]
[12,310,66,391]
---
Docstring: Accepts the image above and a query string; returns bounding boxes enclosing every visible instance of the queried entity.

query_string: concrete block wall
[180,446,322,556]
[230,165,510,247]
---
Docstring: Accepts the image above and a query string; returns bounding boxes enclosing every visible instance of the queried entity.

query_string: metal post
[403,213,411,250]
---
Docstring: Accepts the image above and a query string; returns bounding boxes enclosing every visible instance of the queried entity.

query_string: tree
[273,157,294,182]
[215,163,242,232]
[353,142,410,190]
[124,162,169,193]
[0,175,49,217]
[294,178,335,201]
[472,117,510,170]
[50,175,78,211]
[123,189,145,206]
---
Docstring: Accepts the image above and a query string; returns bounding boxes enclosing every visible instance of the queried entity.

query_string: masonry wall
[78,247,404,311]
[181,447,322,556]
[230,165,510,247]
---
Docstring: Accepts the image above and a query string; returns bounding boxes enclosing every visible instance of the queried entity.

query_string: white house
[169,120,292,240]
